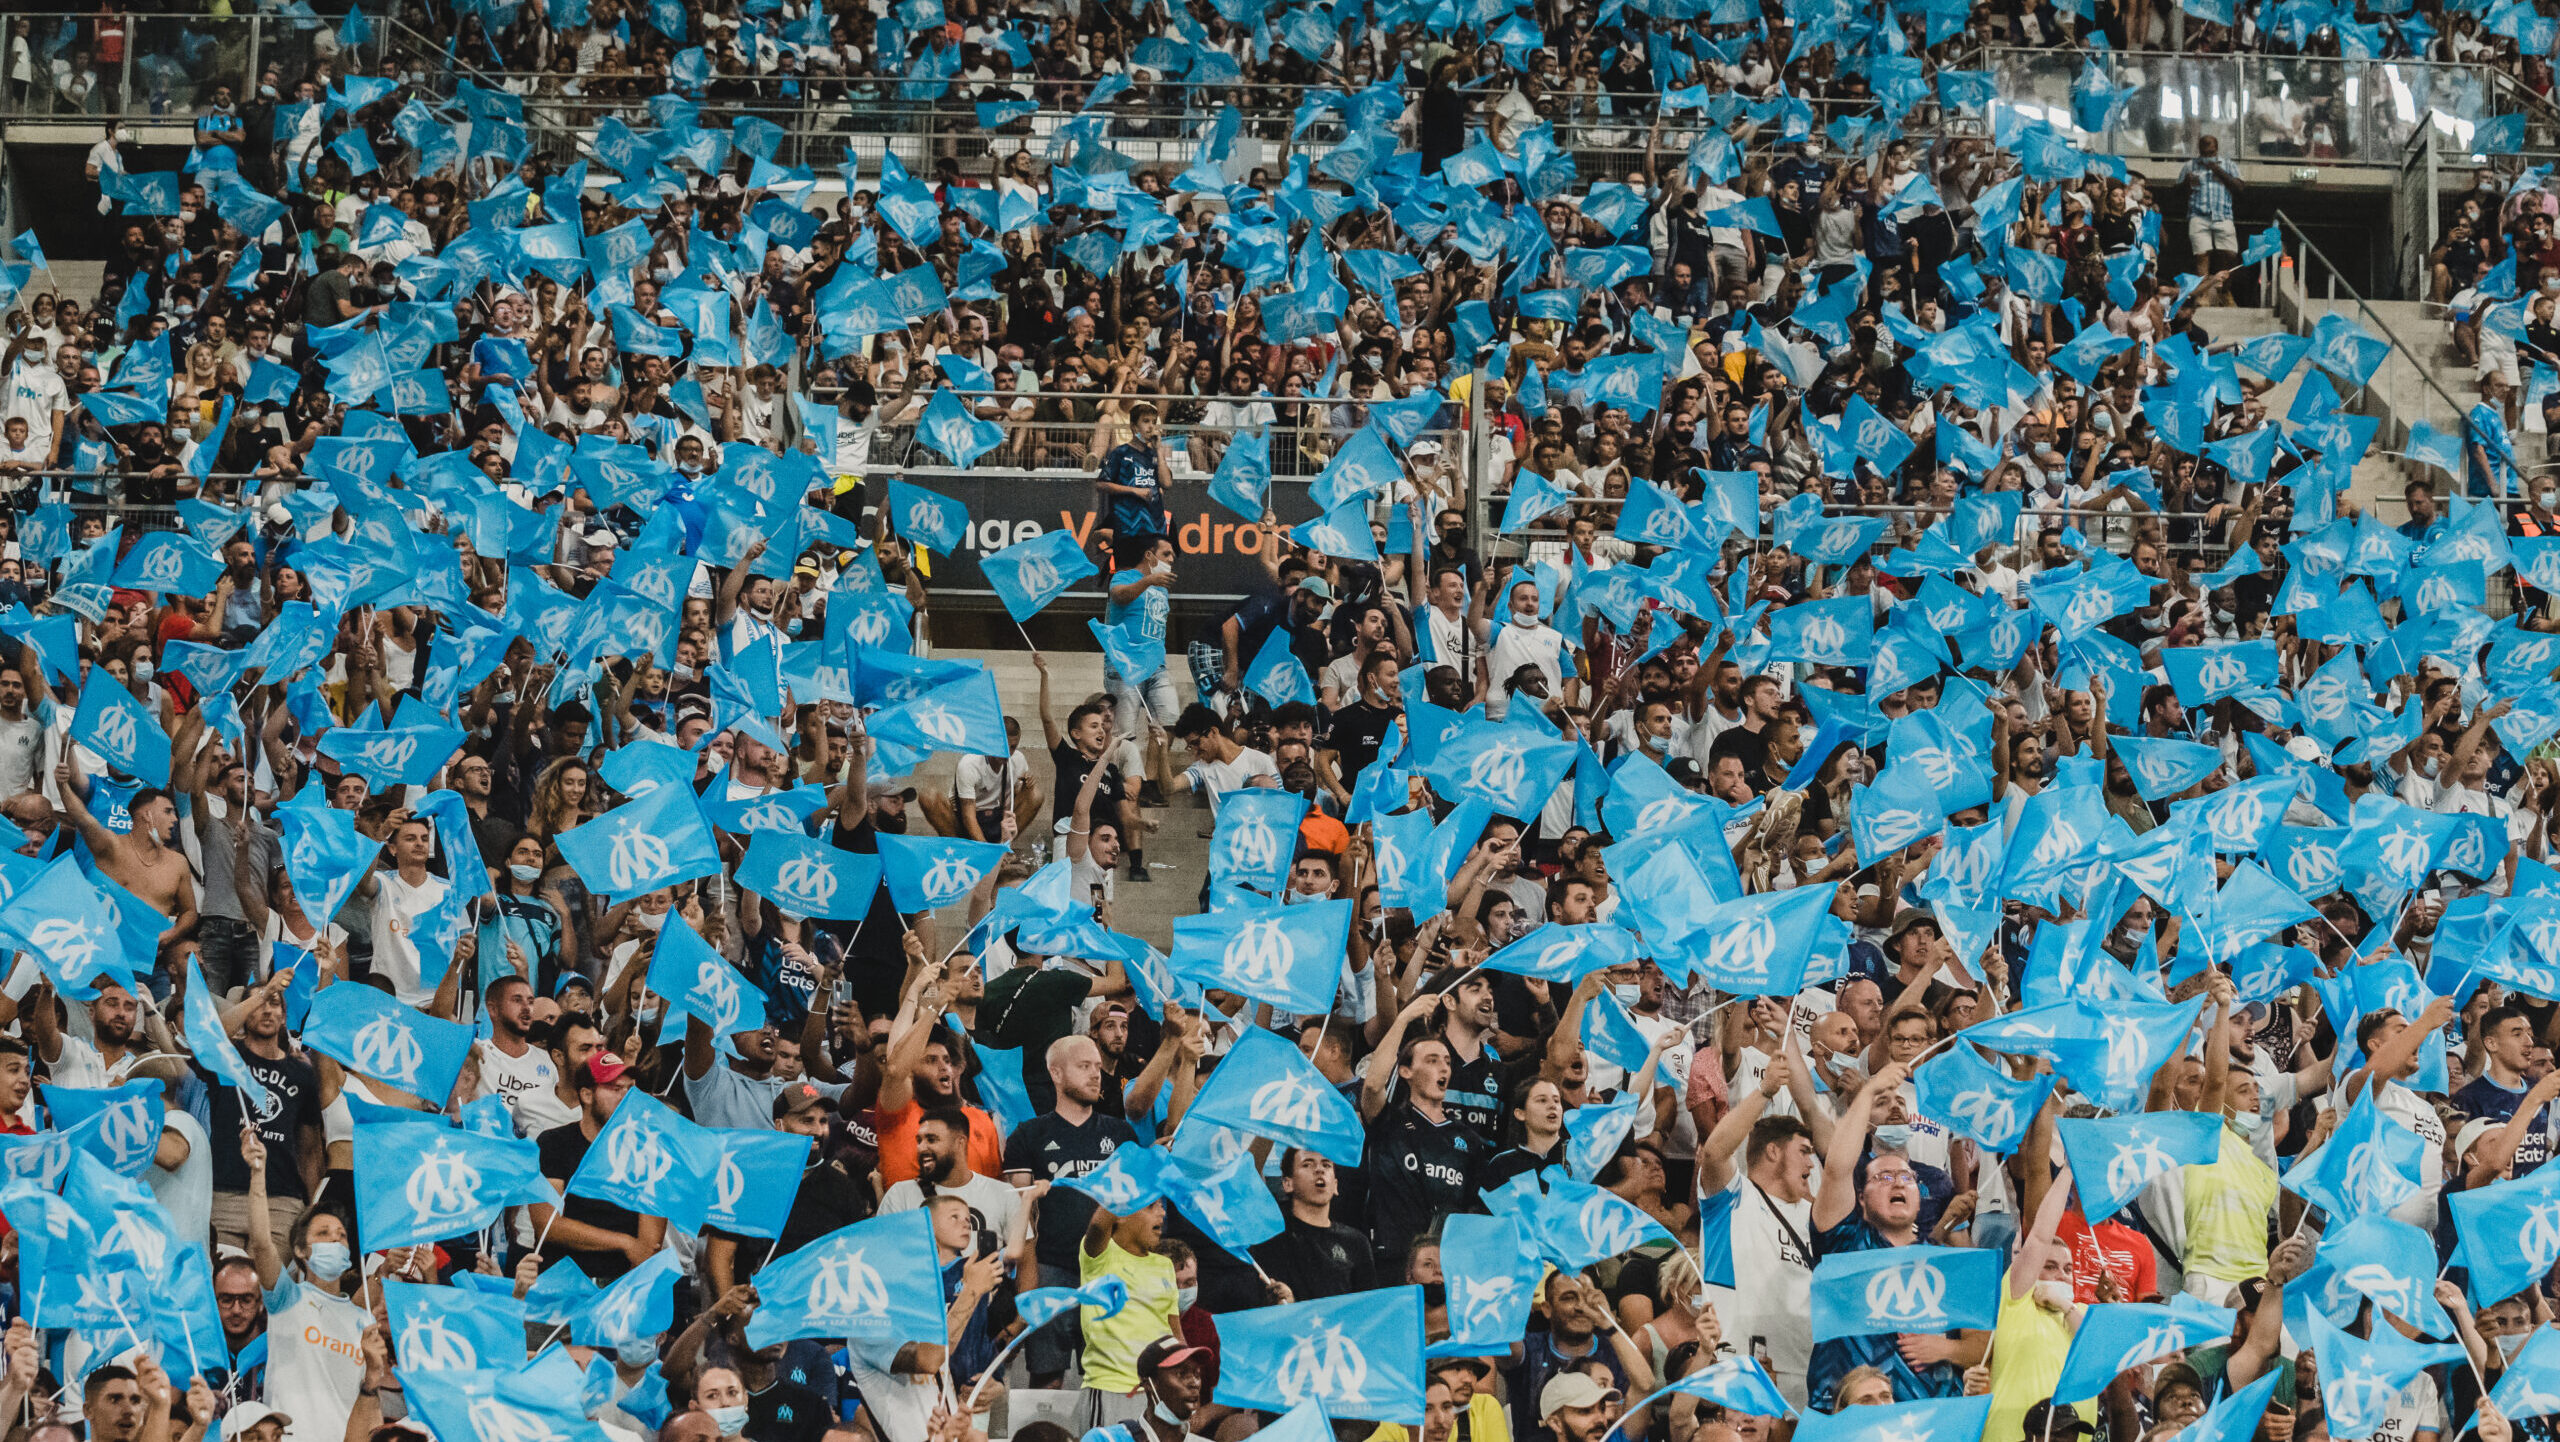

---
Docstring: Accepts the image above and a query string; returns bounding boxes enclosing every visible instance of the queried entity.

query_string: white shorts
[2189,216,2241,256]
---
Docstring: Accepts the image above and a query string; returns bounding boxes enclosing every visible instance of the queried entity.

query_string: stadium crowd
[0,8,2547,1442]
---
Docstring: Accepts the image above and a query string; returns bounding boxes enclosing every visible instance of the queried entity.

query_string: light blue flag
[1019,1276,1129,1331]
[1767,594,1874,666]
[1169,900,1353,1015]
[1163,1150,1286,1256]
[316,723,468,790]
[2053,1297,2238,1402]
[1615,478,1692,548]
[1483,922,1640,982]
[274,791,384,926]
[402,1368,608,1442]
[982,528,1100,621]
[1186,1025,1366,1165]
[1208,429,1272,521]
[2314,1213,2452,1337]
[735,832,882,922]
[1628,1356,1795,1418]
[1213,1286,1427,1423]
[637,911,752,1039]
[568,1091,718,1230]
[386,1278,528,1372]
[2304,1306,2466,1440]
[1485,1166,1675,1269]
[303,983,476,1103]
[1499,471,1573,532]
[1808,1245,2003,1343]
[1794,1396,1991,1442]
[2112,735,2223,801]
[0,855,138,999]
[354,1115,550,1250]
[1091,617,1167,684]
[1431,1213,1542,1357]
[886,478,967,553]
[45,1082,162,1178]
[2489,1326,2560,1419]
[1244,625,1317,706]
[1061,1140,1171,1212]
[878,833,1010,914]
[916,387,1005,467]
[1564,1094,1643,1180]
[1675,886,1834,995]
[2056,1111,2223,1221]
[1210,789,1308,896]
[745,1209,947,1349]
[108,532,223,596]
[1849,764,1945,859]
[555,781,724,900]
[704,1128,812,1240]
[571,1247,683,1347]
[1415,717,1575,819]
[2043,995,2204,1112]
[2447,1148,2560,1306]
[1579,992,1655,1079]
[2289,1090,2427,1225]
[182,962,271,1113]
[2171,1369,2282,1442]
[868,669,1007,757]
[1911,1042,2052,1153]
[2160,640,2280,706]
[70,680,171,786]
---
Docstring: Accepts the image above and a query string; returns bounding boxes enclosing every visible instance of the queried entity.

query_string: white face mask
[2031,1279,2075,1313]
[634,909,668,932]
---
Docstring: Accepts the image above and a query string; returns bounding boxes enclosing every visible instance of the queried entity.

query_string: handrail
[2267,208,2476,483]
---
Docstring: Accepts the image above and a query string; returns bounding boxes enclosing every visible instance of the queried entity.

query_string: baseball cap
[1540,1374,1620,1421]
[1410,438,1443,458]
[1137,1336,1210,1376]
[1296,576,1335,599]
[2022,1402,2093,1440]
[226,1404,296,1440]
[2458,1115,2501,1162]
[773,1082,829,1120]
[577,1053,631,1089]
[1664,757,1706,789]
[2286,735,2323,763]
[868,779,920,801]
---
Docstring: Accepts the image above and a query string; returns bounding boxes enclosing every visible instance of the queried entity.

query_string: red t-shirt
[2059,1206,2158,1303]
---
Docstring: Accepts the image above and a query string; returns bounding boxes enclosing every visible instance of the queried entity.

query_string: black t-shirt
[1325,700,1401,782]
[1253,1214,1378,1303]
[824,815,909,1014]
[1049,741,1126,832]
[705,1159,874,1278]
[536,1121,642,1281]
[1442,1046,1507,1139]
[1708,723,1770,779]
[745,1378,832,1442]
[981,969,1096,1114]
[1002,1108,1141,1270]
[1481,1142,1562,1193]
[1365,1102,1488,1266]
[202,1050,320,1198]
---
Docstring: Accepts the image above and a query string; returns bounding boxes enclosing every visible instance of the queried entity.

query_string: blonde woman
[526,756,597,869]
[1626,1252,1723,1382]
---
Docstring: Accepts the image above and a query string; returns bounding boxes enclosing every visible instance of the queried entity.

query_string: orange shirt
[872,1100,1005,1188]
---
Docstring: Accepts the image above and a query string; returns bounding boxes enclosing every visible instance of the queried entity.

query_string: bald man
[1002,1033,1147,1387]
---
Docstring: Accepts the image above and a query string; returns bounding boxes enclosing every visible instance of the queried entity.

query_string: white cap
[2286,735,2322,763]
[224,1403,294,1440]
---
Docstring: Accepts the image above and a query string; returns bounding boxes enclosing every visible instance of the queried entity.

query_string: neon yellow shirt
[2184,1126,2280,1283]
[1988,1292,2090,1442]
[1080,1239,1179,1394]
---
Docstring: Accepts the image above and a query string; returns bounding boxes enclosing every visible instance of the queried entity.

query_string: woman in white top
[240,1128,369,1442]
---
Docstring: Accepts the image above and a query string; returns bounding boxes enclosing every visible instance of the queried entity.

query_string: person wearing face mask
[1981,1176,2096,1442]
[1483,572,1576,721]
[2151,974,2282,1305]
[237,1129,368,1442]
[1806,1064,1982,1408]
[1092,1335,1214,1442]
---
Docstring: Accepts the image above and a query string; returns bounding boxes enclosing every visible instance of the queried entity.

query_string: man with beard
[200,968,322,1257]
[58,757,198,965]
[212,1254,269,1398]
[702,1081,872,1295]
[1004,1033,1144,1387]
[29,976,178,1090]
[874,959,1006,1187]
[879,1107,1024,1259]
[682,1001,848,1134]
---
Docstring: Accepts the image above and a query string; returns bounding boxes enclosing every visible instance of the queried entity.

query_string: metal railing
[1983,47,2548,165]
[0,12,394,120]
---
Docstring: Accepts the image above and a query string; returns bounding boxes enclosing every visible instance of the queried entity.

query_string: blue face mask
[305,1241,352,1283]
[510,864,542,883]
[709,1405,751,1436]
[1871,1124,1912,1152]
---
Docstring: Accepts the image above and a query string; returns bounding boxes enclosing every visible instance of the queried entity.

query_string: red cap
[577,1053,631,1089]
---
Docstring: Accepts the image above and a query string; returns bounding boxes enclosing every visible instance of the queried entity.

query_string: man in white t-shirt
[1483,573,1574,721]
[0,342,67,468]
[474,975,575,1137]
[877,1109,1026,1256]
[1151,705,1281,816]
[357,817,452,1008]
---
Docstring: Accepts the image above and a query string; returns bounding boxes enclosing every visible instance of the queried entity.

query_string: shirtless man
[57,755,198,964]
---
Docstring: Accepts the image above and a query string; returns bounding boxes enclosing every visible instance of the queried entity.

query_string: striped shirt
[2182,157,2236,221]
